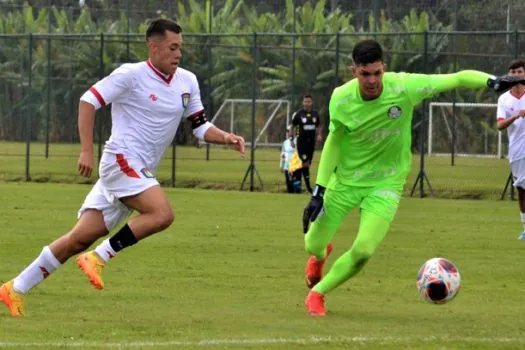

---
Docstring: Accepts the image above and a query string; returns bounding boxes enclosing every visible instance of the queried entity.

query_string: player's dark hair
[303,94,313,100]
[146,18,182,40]
[352,39,383,65]
[508,59,525,71]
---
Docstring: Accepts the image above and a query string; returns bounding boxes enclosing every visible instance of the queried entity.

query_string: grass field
[1,183,525,349]
[0,141,515,200]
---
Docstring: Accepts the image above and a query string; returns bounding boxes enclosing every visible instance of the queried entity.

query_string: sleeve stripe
[89,87,106,107]
[497,117,505,121]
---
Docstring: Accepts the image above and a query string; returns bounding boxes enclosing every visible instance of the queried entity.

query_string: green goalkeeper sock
[312,210,390,295]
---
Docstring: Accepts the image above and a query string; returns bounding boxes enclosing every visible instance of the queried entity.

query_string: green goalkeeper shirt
[318,70,492,188]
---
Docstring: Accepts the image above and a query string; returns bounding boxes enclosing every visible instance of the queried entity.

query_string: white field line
[1,336,525,348]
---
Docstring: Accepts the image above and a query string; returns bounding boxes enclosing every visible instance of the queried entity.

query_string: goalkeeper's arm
[429,71,525,94]
[314,128,343,187]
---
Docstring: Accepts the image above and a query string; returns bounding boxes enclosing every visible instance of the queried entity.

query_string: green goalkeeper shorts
[322,180,403,225]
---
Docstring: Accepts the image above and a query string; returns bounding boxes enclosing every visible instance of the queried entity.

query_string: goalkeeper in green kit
[302,39,525,316]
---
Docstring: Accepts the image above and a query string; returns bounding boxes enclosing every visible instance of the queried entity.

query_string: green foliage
[0,2,460,144]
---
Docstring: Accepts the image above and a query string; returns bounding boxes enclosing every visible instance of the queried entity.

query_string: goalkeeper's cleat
[77,251,105,290]
[305,242,333,289]
[518,232,525,240]
[0,280,25,317]
[305,291,326,317]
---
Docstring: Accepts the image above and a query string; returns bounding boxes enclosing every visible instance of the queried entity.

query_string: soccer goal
[428,102,506,159]
[199,98,291,148]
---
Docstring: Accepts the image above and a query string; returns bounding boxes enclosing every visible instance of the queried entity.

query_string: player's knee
[154,207,175,231]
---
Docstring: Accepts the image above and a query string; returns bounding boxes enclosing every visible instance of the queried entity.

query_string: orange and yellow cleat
[305,290,326,317]
[0,280,25,317]
[77,251,105,290]
[305,242,333,289]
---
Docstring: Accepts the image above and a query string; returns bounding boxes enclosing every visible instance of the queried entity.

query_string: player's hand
[517,109,525,118]
[225,133,245,158]
[487,75,525,93]
[78,150,93,178]
[302,185,326,234]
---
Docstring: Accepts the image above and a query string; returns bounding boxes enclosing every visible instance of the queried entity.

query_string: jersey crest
[387,105,402,119]
[181,92,190,108]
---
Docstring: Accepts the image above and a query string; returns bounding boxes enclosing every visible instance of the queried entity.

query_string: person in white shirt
[280,126,302,193]
[0,18,245,317]
[497,59,525,239]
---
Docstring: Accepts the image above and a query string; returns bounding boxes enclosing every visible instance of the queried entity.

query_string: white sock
[520,212,525,231]
[94,238,117,262]
[13,246,61,294]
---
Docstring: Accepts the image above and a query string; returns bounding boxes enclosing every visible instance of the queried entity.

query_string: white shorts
[78,152,159,232]
[511,158,525,189]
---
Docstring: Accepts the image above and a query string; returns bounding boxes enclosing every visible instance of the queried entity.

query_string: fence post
[250,32,257,191]
[334,32,340,90]
[205,34,214,161]
[410,30,434,198]
[514,29,519,59]
[451,33,457,166]
[240,32,262,191]
[25,33,33,181]
[45,33,51,158]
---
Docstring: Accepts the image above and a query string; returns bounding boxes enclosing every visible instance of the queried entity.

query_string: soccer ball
[416,257,461,304]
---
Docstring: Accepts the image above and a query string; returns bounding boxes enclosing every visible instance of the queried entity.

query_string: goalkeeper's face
[351,61,385,100]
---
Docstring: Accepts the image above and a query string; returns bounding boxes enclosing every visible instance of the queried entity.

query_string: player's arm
[406,71,525,105]
[301,127,343,233]
[290,111,300,138]
[497,108,525,130]
[77,65,134,177]
[77,102,96,177]
[184,74,245,157]
[314,128,343,187]
[315,113,323,142]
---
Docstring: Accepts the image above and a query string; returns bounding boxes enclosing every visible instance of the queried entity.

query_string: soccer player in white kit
[496,59,525,239]
[0,19,246,317]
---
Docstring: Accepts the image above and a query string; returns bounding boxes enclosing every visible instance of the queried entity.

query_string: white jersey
[80,60,211,170]
[497,90,525,163]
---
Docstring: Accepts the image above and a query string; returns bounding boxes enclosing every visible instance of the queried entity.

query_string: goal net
[428,102,506,158]
[200,99,291,148]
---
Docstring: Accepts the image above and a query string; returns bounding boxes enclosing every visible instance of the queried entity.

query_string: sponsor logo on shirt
[181,92,190,108]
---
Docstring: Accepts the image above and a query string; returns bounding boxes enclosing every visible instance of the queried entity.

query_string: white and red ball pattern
[416,257,461,304]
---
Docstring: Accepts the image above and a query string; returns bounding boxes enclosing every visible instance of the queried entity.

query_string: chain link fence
[0,30,523,198]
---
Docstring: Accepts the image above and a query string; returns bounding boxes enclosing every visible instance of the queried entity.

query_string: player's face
[149,30,182,75]
[509,66,525,86]
[352,61,385,100]
[303,97,313,111]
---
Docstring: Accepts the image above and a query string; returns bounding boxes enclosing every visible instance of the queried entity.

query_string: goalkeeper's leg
[305,187,400,316]
[304,186,359,288]
[312,210,390,295]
